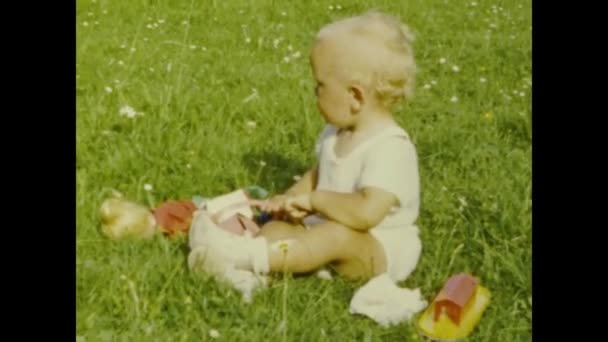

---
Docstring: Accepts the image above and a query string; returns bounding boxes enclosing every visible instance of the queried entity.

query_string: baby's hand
[257,195,287,214]
[284,193,313,220]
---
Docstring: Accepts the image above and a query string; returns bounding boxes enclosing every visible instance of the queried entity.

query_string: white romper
[303,124,422,282]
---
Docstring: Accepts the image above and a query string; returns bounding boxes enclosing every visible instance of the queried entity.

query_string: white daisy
[209,330,220,339]
[119,105,138,119]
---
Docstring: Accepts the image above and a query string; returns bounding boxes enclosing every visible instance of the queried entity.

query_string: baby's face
[310,41,357,128]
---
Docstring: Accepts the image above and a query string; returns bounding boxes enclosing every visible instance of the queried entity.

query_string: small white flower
[489,23,497,29]
[117,60,124,66]
[287,44,293,51]
[281,11,287,16]
[130,47,136,53]
[336,5,342,10]
[471,1,477,6]
[186,164,192,169]
[439,58,447,64]
[104,86,113,93]
[259,161,267,167]
[291,51,301,59]
[283,56,291,63]
[120,274,127,280]
[94,21,99,25]
[149,67,155,72]
[450,96,458,103]
[158,19,165,24]
[189,45,197,50]
[452,65,460,72]
[273,38,282,49]
[431,80,437,85]
[102,10,107,15]
[513,90,518,94]
[519,92,525,97]
[329,5,334,10]
[120,43,127,49]
[153,23,158,28]
[181,20,188,26]
[209,329,220,339]
[201,46,207,51]
[423,84,431,89]
[101,130,112,136]
[82,21,89,27]
[119,105,138,119]
[245,37,251,44]
[146,24,153,29]
[114,79,120,84]
[293,175,302,181]
[246,120,257,128]
[480,77,487,83]
[144,184,153,192]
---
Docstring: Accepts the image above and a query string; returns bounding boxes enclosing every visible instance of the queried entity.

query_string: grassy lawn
[76,0,531,340]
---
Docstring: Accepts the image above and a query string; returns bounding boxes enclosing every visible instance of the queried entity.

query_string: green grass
[77,0,531,341]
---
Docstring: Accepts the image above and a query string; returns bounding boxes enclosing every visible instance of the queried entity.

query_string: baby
[189,10,422,297]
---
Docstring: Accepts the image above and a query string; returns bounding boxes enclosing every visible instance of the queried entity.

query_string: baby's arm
[310,187,397,231]
[263,165,318,214]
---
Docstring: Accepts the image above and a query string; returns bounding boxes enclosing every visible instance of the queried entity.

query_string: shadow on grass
[241,151,309,194]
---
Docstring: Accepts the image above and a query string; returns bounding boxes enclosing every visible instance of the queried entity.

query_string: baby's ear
[349,85,365,113]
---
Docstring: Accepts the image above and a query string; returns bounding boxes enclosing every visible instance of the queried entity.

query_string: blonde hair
[315,10,416,110]
[100,197,157,240]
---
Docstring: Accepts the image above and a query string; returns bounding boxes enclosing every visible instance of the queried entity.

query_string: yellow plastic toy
[417,273,491,341]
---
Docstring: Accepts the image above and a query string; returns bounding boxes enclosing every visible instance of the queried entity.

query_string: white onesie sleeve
[356,136,420,210]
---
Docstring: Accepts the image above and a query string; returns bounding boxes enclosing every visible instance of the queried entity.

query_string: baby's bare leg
[259,220,307,242]
[264,220,387,280]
